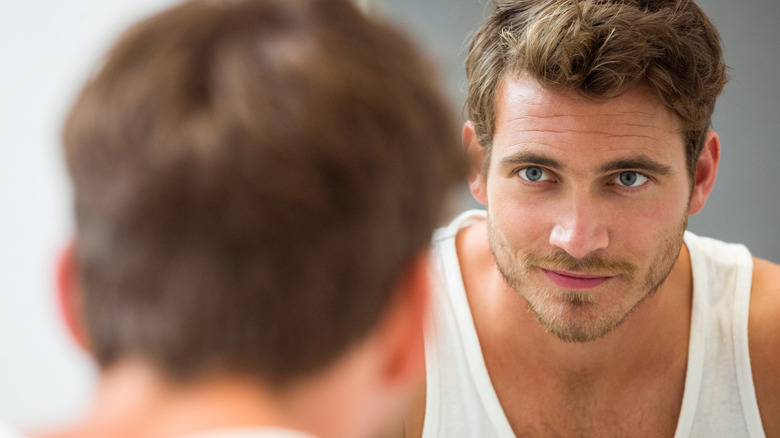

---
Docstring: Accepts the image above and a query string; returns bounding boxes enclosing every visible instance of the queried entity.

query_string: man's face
[479,75,692,343]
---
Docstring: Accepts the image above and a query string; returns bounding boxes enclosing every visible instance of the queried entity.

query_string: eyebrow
[597,157,672,176]
[499,151,565,170]
[498,151,673,176]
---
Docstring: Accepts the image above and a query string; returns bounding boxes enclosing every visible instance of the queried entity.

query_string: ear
[56,242,90,352]
[463,121,488,205]
[688,130,720,215]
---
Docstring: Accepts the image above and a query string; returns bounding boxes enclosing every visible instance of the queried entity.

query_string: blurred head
[466,0,727,181]
[63,0,464,390]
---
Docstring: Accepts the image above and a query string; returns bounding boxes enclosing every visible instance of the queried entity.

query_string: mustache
[520,250,638,281]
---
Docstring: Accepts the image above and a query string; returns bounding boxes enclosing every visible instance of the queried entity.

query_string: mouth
[542,269,614,290]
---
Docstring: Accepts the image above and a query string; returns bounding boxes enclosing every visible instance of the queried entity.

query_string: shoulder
[750,257,780,338]
[748,257,780,436]
[455,219,491,273]
[751,256,780,290]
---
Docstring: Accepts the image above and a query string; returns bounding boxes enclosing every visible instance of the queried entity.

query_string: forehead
[492,75,683,162]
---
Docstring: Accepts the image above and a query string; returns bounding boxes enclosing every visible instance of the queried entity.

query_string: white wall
[0,0,178,429]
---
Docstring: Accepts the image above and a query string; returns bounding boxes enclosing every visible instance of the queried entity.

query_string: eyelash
[513,166,651,192]
[608,171,650,191]
[514,166,556,184]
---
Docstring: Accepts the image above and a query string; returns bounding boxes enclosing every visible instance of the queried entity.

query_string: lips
[542,269,613,290]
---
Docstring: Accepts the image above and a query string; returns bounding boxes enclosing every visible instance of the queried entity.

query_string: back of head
[466,0,727,176]
[64,0,464,387]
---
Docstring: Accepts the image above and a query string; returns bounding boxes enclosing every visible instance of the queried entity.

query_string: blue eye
[518,166,550,182]
[613,171,648,187]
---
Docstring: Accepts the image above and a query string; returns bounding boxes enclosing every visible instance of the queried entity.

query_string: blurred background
[1,0,777,429]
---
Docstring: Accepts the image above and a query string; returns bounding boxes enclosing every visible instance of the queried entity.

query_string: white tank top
[422,210,765,438]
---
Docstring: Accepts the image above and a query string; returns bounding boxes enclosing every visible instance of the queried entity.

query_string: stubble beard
[487,216,687,343]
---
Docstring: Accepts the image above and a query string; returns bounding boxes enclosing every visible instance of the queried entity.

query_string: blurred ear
[56,243,90,352]
[689,130,720,215]
[463,121,487,205]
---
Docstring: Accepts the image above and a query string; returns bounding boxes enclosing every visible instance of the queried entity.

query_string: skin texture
[465,75,704,436]
[749,258,780,437]
[481,76,693,343]
[404,74,780,437]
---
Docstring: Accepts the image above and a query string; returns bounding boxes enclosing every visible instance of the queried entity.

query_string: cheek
[643,185,690,223]
[487,182,552,246]
[611,190,689,250]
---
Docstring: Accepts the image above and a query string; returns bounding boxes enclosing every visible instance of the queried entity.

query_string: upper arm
[748,257,780,437]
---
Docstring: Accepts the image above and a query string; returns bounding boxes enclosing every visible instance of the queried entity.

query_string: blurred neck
[30,337,401,438]
[31,361,302,438]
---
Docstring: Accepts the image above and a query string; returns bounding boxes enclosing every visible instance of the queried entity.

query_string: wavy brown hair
[466,0,727,179]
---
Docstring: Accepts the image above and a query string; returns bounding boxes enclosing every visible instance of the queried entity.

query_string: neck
[31,332,401,438]
[32,362,304,438]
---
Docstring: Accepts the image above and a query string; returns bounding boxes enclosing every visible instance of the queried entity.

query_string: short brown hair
[466,0,727,178]
[64,0,464,387]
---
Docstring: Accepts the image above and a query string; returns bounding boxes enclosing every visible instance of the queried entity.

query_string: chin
[523,286,643,343]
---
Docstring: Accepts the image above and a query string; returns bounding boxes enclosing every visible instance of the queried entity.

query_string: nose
[549,192,609,259]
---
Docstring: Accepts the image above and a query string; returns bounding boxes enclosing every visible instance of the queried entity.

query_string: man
[26,0,465,437]
[405,0,780,437]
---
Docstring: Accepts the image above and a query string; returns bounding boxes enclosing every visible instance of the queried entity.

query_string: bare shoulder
[455,219,492,279]
[749,257,780,437]
[750,257,780,334]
